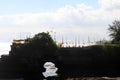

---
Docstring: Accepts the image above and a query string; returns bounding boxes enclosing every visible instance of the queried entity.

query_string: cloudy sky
[0,0,120,43]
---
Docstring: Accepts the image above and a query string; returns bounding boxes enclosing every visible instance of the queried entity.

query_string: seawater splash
[42,62,58,78]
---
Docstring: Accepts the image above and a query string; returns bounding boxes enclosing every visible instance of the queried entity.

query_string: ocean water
[0,42,11,56]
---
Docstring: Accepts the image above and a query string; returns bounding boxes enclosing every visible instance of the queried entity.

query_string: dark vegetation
[0,32,120,80]
[58,44,120,78]
[108,20,120,43]
[0,32,58,80]
[0,20,120,80]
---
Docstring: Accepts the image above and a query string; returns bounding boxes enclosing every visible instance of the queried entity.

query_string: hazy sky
[0,0,120,42]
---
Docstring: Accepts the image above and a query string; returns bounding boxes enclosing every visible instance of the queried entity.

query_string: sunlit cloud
[0,0,120,42]
[99,0,120,10]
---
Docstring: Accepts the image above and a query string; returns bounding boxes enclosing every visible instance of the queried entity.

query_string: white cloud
[99,0,120,10]
[0,0,120,42]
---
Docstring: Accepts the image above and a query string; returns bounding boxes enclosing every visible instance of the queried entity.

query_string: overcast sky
[0,0,120,43]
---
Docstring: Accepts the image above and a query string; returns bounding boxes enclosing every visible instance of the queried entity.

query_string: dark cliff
[0,32,120,79]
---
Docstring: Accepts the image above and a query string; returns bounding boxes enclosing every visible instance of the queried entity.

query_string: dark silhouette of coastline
[0,32,120,80]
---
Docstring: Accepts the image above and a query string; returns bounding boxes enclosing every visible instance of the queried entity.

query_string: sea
[0,42,11,56]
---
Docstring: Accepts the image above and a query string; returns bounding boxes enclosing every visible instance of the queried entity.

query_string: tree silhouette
[108,20,120,43]
[9,32,58,79]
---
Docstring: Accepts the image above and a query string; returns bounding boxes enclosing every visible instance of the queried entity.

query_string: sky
[0,0,120,43]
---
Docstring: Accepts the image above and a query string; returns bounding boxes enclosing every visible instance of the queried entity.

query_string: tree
[27,32,57,52]
[8,32,58,79]
[10,32,58,61]
[108,20,120,43]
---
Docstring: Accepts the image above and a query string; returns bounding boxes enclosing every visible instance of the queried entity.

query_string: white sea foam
[42,62,58,78]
